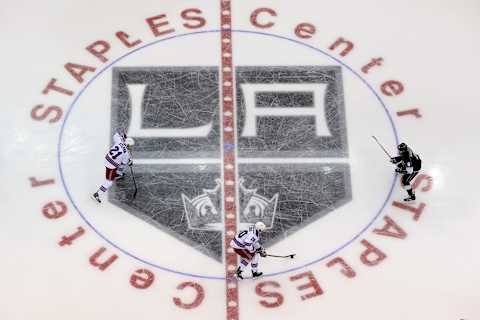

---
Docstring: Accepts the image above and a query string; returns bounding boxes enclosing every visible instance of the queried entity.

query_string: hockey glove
[257,247,267,257]
[395,167,406,174]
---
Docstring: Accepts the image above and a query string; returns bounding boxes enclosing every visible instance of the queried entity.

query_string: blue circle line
[58,28,399,281]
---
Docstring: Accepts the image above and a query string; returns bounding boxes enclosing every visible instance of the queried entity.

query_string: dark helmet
[397,143,408,151]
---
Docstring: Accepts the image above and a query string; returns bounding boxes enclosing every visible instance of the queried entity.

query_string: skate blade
[225,274,242,281]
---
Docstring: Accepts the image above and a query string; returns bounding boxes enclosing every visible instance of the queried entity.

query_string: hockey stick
[129,165,138,199]
[371,135,392,160]
[266,253,296,259]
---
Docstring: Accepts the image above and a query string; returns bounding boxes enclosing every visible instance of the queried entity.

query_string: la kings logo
[110,66,350,261]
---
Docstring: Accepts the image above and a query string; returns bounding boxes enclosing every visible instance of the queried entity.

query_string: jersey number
[109,146,123,159]
[238,230,248,238]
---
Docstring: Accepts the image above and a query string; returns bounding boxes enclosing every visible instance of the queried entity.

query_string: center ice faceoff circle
[58,30,398,279]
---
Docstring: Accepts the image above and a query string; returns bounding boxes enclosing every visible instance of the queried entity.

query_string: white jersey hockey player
[230,221,267,279]
[92,131,135,203]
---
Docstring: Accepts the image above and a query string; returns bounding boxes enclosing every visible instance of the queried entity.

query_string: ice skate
[252,271,263,278]
[403,195,416,202]
[235,267,244,280]
[92,192,101,203]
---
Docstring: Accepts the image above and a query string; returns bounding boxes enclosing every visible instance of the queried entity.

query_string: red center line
[220,1,240,320]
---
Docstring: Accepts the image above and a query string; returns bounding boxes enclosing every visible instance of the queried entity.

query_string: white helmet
[255,221,266,232]
[125,137,135,147]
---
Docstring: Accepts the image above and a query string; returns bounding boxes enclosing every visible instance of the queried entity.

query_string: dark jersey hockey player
[390,142,422,201]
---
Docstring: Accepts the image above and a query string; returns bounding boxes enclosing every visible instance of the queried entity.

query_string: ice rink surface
[2,0,480,319]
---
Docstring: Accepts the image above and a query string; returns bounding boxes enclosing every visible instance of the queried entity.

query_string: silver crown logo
[181,178,278,231]
[181,179,222,230]
[238,178,278,229]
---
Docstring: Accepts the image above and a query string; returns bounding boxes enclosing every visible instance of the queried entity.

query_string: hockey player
[92,131,135,203]
[390,142,422,201]
[230,221,267,279]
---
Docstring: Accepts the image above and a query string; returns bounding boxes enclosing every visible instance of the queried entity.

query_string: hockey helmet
[255,221,266,232]
[125,137,135,149]
[397,142,407,152]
